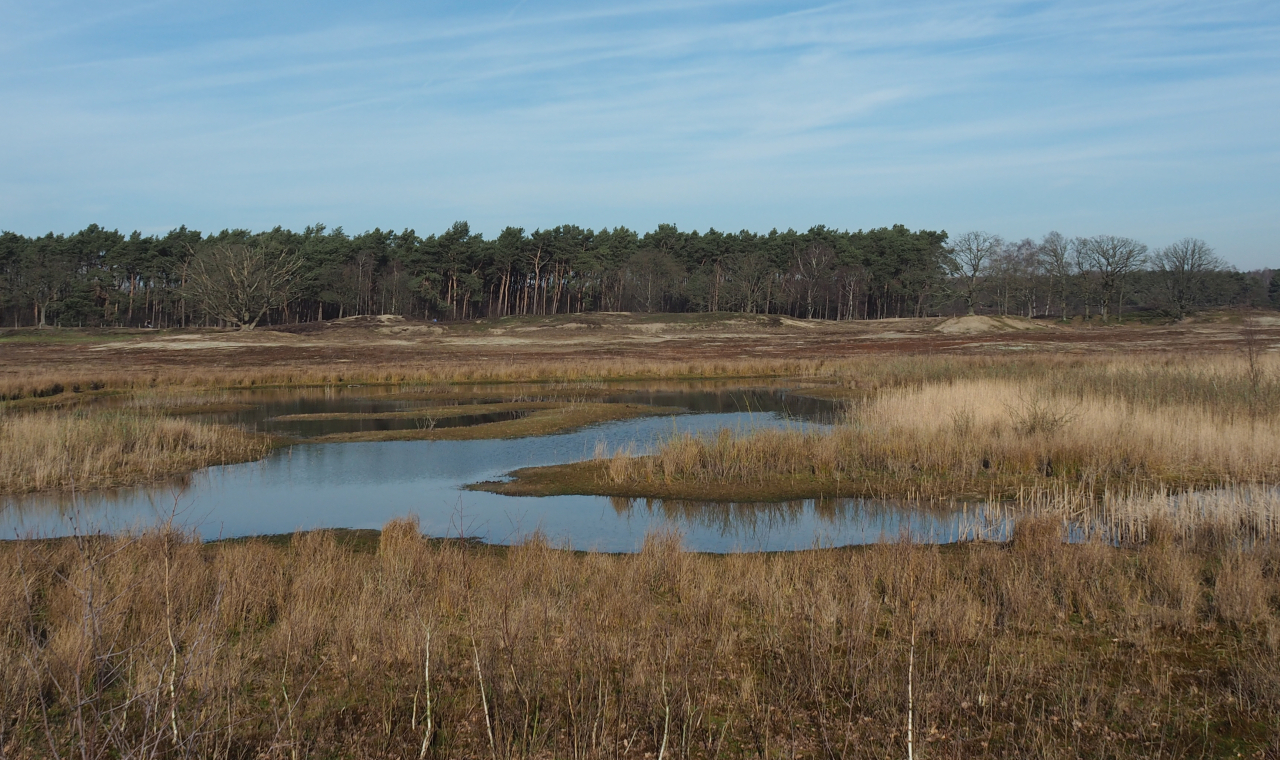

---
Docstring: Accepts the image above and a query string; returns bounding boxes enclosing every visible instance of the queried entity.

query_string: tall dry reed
[829,352,1280,419]
[0,410,271,495]
[608,372,1280,498]
[1,519,1277,758]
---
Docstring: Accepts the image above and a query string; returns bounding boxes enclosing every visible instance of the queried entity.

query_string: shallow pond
[1,385,1012,551]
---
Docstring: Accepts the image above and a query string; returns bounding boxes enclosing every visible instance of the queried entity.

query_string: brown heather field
[1,311,1278,403]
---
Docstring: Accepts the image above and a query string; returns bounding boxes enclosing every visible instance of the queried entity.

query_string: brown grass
[5,349,1275,409]
[809,352,1280,422]
[0,358,832,406]
[1,519,1277,758]
[595,359,1280,500]
[0,411,272,495]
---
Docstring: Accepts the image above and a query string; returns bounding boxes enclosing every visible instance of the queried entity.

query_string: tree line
[0,222,1271,329]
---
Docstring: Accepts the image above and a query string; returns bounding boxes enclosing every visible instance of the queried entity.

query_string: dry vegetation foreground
[2,520,1278,759]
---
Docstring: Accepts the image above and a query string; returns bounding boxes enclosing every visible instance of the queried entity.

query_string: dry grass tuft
[0,410,271,495]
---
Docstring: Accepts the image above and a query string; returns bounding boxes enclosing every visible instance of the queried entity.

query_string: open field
[3,311,1280,403]
[2,519,1277,759]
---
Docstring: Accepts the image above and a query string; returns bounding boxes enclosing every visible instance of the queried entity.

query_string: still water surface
[1,386,1009,551]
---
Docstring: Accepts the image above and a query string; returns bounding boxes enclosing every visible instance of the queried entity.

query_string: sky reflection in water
[1,408,1008,552]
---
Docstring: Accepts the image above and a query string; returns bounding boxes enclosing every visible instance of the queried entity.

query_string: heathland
[1,312,1279,757]
[5,311,1278,500]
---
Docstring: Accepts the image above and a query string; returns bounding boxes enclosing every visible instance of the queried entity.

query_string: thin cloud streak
[0,1,1277,266]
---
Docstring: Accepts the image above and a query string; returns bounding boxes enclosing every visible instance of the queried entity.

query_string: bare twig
[473,634,496,760]
[419,627,434,760]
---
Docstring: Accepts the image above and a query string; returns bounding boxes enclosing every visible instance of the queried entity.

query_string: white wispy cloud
[0,0,1277,264]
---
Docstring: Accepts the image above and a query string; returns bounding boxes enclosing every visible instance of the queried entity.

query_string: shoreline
[468,458,1245,503]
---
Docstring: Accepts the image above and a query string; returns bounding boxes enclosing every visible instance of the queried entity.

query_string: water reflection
[1,405,1019,551]
[180,382,843,436]
[4,383,1003,551]
[264,409,532,438]
[608,496,1013,546]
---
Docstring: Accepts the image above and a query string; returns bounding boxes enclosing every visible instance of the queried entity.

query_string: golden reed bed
[1,518,1277,758]
[601,372,1280,499]
[0,411,270,495]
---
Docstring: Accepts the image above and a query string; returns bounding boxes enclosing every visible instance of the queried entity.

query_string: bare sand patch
[775,316,818,329]
[627,323,668,334]
[93,339,261,351]
[381,325,444,336]
[935,315,1044,334]
[441,336,537,347]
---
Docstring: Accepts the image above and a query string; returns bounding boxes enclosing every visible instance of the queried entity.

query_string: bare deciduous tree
[1151,237,1227,320]
[989,238,1041,317]
[182,244,304,330]
[1074,235,1147,322]
[789,242,835,319]
[724,249,772,314]
[1038,231,1072,320]
[946,231,1003,315]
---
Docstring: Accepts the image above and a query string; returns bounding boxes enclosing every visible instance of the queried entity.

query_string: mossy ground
[469,459,849,501]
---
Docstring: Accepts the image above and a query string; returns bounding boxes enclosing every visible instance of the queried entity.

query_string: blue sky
[1,1,1277,267]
